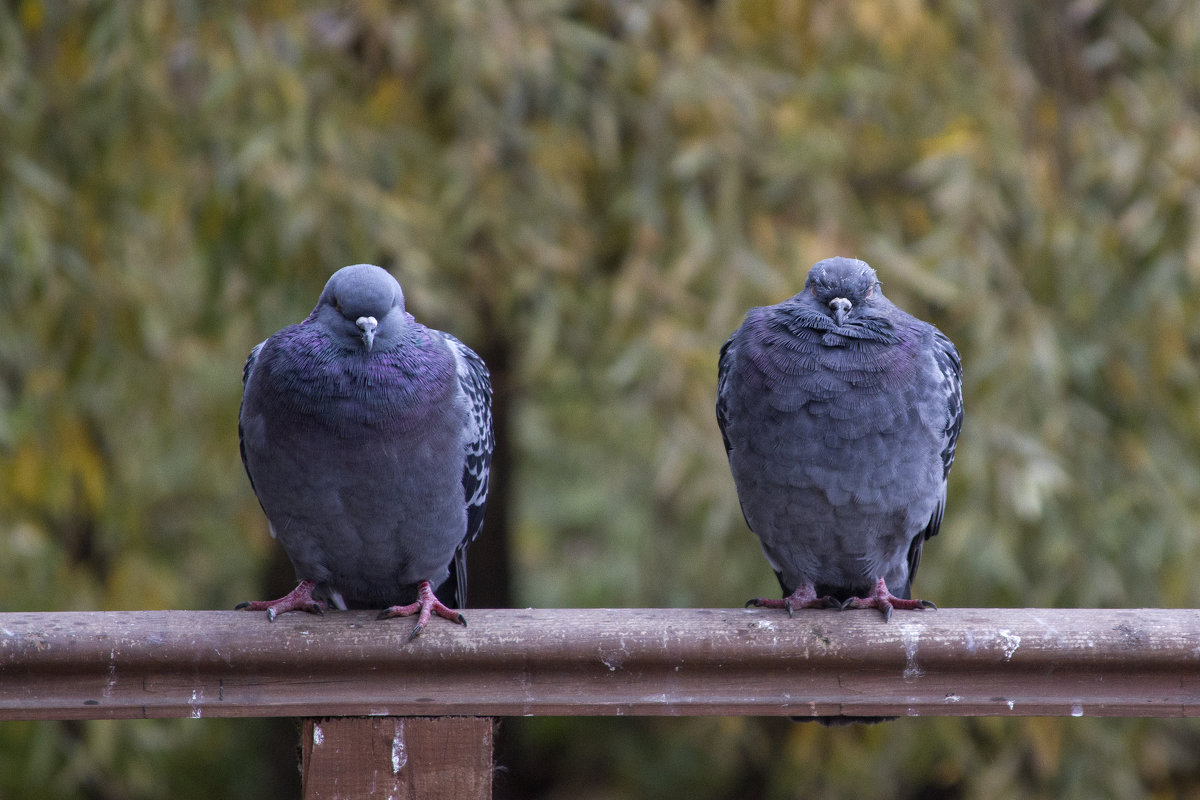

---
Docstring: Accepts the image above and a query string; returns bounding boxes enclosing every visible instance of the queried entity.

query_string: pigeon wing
[716,333,758,532]
[441,332,494,608]
[716,331,795,592]
[238,341,267,514]
[905,327,964,593]
[715,335,736,459]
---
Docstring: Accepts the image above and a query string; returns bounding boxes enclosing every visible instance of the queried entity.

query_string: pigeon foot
[377,580,467,640]
[840,577,936,622]
[745,583,836,617]
[235,579,328,621]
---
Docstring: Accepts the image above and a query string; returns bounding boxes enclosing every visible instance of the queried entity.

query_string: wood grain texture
[1,608,1198,720]
[300,717,492,800]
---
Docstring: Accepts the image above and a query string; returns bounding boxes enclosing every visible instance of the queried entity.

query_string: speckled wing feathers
[934,329,964,484]
[441,332,494,609]
[904,327,963,594]
[715,337,736,458]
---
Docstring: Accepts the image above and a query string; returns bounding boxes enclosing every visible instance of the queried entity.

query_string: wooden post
[300,717,492,800]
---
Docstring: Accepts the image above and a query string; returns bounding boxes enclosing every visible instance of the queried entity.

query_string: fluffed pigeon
[236,264,493,639]
[717,257,962,622]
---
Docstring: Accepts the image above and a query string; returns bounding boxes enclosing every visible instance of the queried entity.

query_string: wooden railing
[3,608,1198,797]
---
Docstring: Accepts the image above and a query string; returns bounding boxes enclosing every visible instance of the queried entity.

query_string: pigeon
[236,264,493,639]
[717,257,962,622]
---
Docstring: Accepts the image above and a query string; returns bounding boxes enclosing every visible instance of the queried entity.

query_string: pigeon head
[804,257,880,326]
[314,264,407,352]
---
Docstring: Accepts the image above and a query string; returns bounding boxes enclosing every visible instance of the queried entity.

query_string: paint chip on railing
[998,630,1021,660]
[901,626,924,679]
[392,719,407,773]
[104,649,117,699]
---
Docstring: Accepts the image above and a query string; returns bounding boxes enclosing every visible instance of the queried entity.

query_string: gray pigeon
[717,257,962,621]
[236,264,493,639]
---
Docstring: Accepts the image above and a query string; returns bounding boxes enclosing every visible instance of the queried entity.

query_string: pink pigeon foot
[839,577,937,622]
[745,583,837,617]
[377,579,466,640]
[236,579,328,621]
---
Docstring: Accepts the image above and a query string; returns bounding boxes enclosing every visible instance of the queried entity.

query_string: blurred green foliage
[2,1,1199,798]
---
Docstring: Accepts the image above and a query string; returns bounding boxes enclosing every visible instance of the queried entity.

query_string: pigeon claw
[746,583,834,616]
[840,578,936,622]
[235,579,328,621]
[378,579,467,640]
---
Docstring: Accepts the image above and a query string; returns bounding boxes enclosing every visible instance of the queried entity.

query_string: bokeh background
[3,1,1200,798]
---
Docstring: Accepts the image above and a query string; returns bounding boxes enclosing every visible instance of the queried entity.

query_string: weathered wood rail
[2,608,1198,797]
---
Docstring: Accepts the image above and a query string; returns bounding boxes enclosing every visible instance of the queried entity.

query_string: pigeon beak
[356,316,378,351]
[829,297,852,326]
